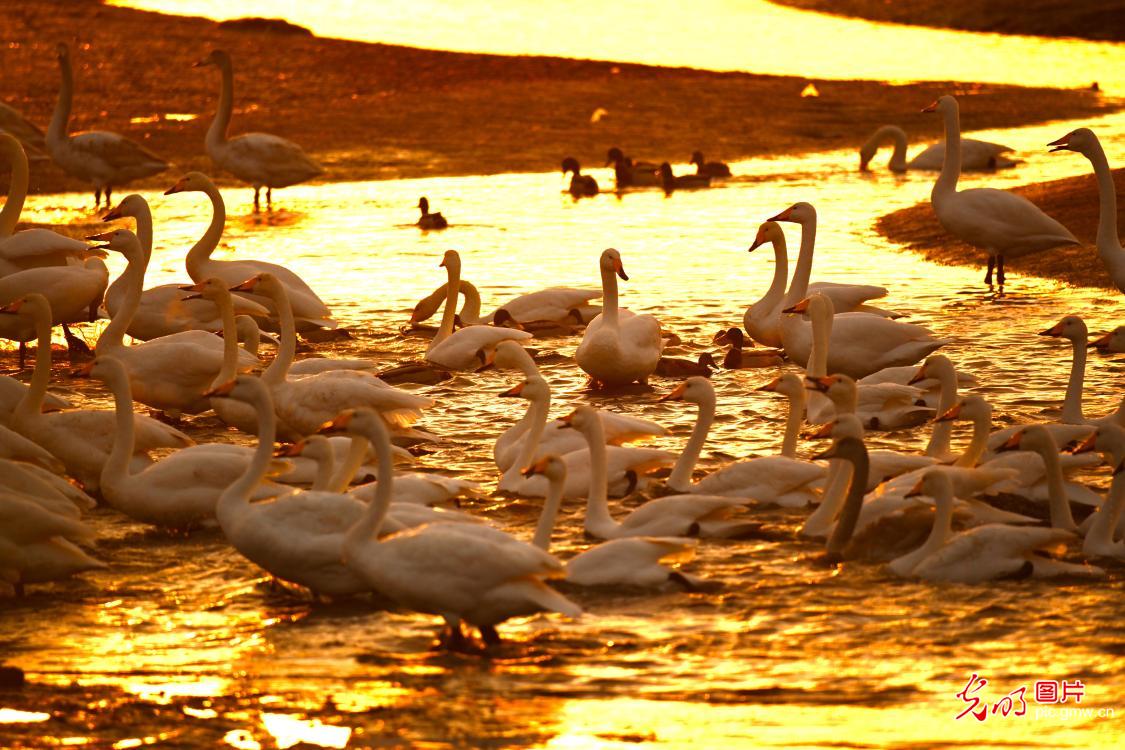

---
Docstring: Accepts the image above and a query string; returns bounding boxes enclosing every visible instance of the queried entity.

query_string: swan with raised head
[1048,128,1123,294]
[47,44,168,207]
[411,279,600,327]
[1070,426,1125,560]
[924,95,1078,287]
[164,172,334,330]
[1039,315,1125,426]
[806,373,932,430]
[576,249,663,387]
[194,49,322,211]
[859,124,1015,173]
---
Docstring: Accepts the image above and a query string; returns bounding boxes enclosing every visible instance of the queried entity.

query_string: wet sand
[877,167,1125,289]
[0,0,1116,197]
[770,0,1125,42]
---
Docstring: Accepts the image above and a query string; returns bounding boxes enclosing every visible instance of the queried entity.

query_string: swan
[1048,128,1123,294]
[576,249,663,387]
[606,149,659,188]
[163,172,335,330]
[1070,426,1125,559]
[411,279,601,326]
[0,425,66,474]
[662,376,826,506]
[0,375,71,423]
[194,49,323,211]
[523,455,701,587]
[101,195,270,340]
[425,251,533,370]
[0,456,95,517]
[1090,326,1125,354]
[806,373,932,430]
[561,404,757,538]
[335,406,581,648]
[0,256,108,362]
[781,293,948,380]
[858,124,1016,173]
[0,102,47,157]
[495,376,671,494]
[80,355,283,528]
[47,44,168,207]
[1039,315,1125,426]
[658,162,710,192]
[924,95,1079,287]
[711,328,784,369]
[0,294,192,490]
[689,151,731,178]
[91,229,258,416]
[561,157,598,197]
[0,493,105,596]
[887,469,1103,582]
[416,197,448,230]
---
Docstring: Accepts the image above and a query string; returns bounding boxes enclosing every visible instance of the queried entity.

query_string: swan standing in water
[194,50,323,211]
[1048,128,1124,295]
[924,95,1078,288]
[576,249,663,388]
[1039,315,1125,427]
[858,124,1015,173]
[47,44,168,208]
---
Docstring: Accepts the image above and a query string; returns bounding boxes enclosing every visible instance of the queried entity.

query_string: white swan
[576,249,663,387]
[411,279,601,326]
[1090,326,1125,354]
[337,406,581,647]
[1039,315,1125,427]
[564,404,757,538]
[1070,426,1125,560]
[47,44,168,207]
[1048,128,1124,295]
[662,376,826,506]
[925,95,1079,287]
[888,469,1103,582]
[195,50,322,211]
[164,172,334,330]
[781,293,949,381]
[806,373,932,430]
[523,455,701,588]
[0,256,108,361]
[0,293,192,490]
[859,124,1016,173]
[0,493,105,595]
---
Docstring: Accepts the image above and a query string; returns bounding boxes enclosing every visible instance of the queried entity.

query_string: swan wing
[68,131,168,173]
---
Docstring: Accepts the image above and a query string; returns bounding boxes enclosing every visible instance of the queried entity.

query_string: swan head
[229,272,281,297]
[55,43,70,63]
[164,171,215,196]
[490,340,537,372]
[921,95,957,116]
[561,157,580,175]
[1048,128,1097,155]
[768,201,815,225]
[1068,424,1125,473]
[204,374,266,403]
[996,424,1059,455]
[858,143,877,172]
[85,229,142,261]
[934,394,990,424]
[439,249,461,274]
[499,376,549,403]
[0,293,49,319]
[276,435,333,462]
[659,376,713,406]
[749,221,784,252]
[757,372,802,398]
[1039,315,1087,342]
[102,194,148,222]
[783,292,832,319]
[690,150,705,166]
[1089,326,1125,352]
[906,467,954,499]
[180,277,230,302]
[559,404,599,434]
[605,147,625,166]
[193,49,230,69]
[909,354,955,385]
[318,407,391,444]
[522,454,566,481]
[73,355,128,385]
[600,248,628,281]
[418,197,430,213]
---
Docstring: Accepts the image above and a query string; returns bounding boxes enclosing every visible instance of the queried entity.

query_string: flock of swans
[1,81,1124,649]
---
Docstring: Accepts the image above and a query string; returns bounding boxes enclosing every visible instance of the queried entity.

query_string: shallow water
[3,109,1125,748]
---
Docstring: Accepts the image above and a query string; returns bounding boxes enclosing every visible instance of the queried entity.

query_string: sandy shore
[770,0,1125,42]
[877,167,1125,289]
[0,0,1116,198]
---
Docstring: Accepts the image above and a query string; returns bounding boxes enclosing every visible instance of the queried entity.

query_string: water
[3,104,1124,747]
[110,0,1125,93]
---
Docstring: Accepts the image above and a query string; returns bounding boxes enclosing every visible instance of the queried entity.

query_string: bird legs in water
[63,325,92,361]
[437,617,504,652]
[252,187,274,213]
[984,255,1007,289]
[93,186,113,210]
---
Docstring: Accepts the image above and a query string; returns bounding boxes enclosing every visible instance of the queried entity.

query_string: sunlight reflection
[0,707,51,723]
[260,713,352,750]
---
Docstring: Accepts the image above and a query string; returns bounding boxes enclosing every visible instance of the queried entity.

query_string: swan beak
[558,410,578,429]
[102,206,123,221]
[85,231,116,243]
[806,375,836,393]
[613,258,629,281]
[756,376,782,392]
[204,379,237,398]
[810,421,836,439]
[904,479,926,498]
[71,361,95,378]
[164,178,187,195]
[811,443,838,460]
[318,411,354,434]
[748,227,770,252]
[180,282,206,292]
[921,101,938,113]
[781,298,810,315]
[933,402,963,423]
[660,382,688,402]
[907,366,927,385]
[499,382,525,397]
[1038,322,1065,337]
[996,430,1025,453]
[1047,134,1072,152]
[767,206,793,222]
[274,440,306,458]
[0,299,25,314]
[229,277,260,293]
[1089,333,1111,349]
[1068,431,1098,455]
[522,456,551,477]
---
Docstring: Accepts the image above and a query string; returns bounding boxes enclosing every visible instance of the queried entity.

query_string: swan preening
[859,124,1016,173]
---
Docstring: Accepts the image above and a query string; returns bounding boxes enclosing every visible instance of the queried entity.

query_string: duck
[194,49,323,211]
[163,171,335,330]
[711,328,785,369]
[416,197,448,230]
[662,376,826,506]
[1038,315,1125,426]
[561,157,598,197]
[658,162,710,193]
[47,44,169,208]
[0,293,192,490]
[1089,326,1125,354]
[1069,426,1125,560]
[689,151,731,178]
[924,95,1079,287]
[858,124,1016,173]
[605,147,658,173]
[654,353,716,378]
[1047,128,1123,295]
[576,249,663,387]
[333,406,581,648]
[522,455,701,588]
[605,147,660,188]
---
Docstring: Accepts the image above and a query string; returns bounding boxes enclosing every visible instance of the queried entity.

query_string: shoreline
[877,168,1125,290]
[0,0,1116,199]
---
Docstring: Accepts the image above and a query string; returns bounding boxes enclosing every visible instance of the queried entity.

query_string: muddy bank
[877,167,1125,289]
[0,0,1115,199]
[770,0,1125,43]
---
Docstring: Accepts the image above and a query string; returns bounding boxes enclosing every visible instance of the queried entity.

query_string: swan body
[1070,426,1125,560]
[48,44,168,207]
[577,249,663,386]
[0,103,47,156]
[926,95,1078,286]
[561,157,598,197]
[412,280,601,326]
[0,261,108,342]
[859,125,1015,172]
[807,373,932,429]
[1090,326,1125,354]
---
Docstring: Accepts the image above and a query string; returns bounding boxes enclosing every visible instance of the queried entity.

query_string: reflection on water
[4,110,1125,747]
[110,0,1125,93]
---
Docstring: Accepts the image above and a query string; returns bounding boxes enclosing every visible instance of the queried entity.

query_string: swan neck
[213,291,241,385]
[887,126,908,171]
[344,424,395,554]
[782,215,817,308]
[1087,140,1122,264]
[934,104,961,196]
[97,249,145,353]
[1087,467,1125,548]
[431,262,460,347]
[47,53,73,149]
[101,362,137,490]
[924,370,957,458]
[1039,445,1078,531]
[1061,335,1086,424]
[582,417,617,535]
[807,301,832,379]
[781,386,805,458]
[18,303,55,418]
[219,384,277,530]
[262,284,297,385]
[755,236,789,315]
[186,182,226,279]
[459,280,483,324]
[601,267,620,328]
[803,460,852,537]
[513,387,550,475]
[0,141,29,236]
[329,435,369,493]
[955,408,991,468]
[532,475,564,550]
[668,395,714,491]
[206,58,233,149]
[826,444,869,561]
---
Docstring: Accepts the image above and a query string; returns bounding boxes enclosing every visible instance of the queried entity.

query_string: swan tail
[508,576,583,618]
